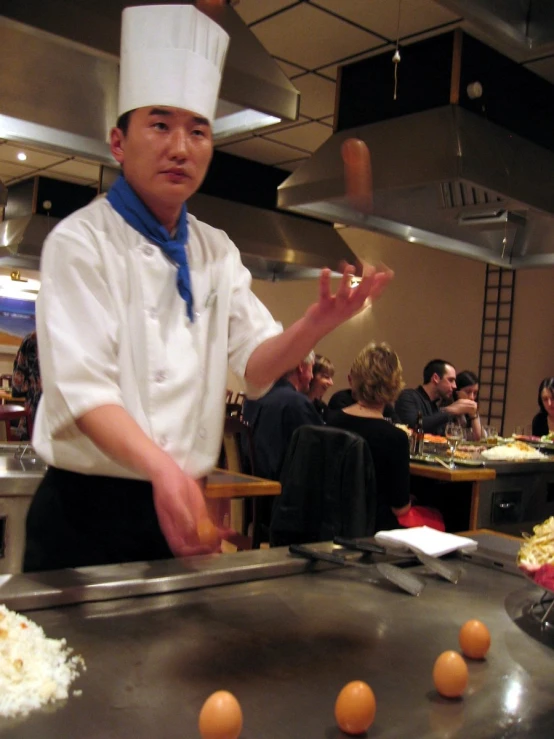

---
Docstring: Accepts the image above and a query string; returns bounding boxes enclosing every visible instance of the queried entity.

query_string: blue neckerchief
[107,174,194,321]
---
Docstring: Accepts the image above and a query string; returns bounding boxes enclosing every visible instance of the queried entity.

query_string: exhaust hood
[278,31,554,269]
[0,178,358,280]
[0,0,299,161]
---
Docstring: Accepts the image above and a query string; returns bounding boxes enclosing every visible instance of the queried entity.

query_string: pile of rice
[481,441,545,461]
[0,604,85,718]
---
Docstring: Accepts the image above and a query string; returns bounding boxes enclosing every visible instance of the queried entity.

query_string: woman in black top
[532,377,554,437]
[307,354,335,421]
[453,370,482,441]
[327,343,410,531]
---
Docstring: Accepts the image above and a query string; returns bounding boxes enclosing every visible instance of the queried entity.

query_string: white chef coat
[33,197,282,479]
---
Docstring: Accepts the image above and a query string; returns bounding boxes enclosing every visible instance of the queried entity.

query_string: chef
[24,4,392,572]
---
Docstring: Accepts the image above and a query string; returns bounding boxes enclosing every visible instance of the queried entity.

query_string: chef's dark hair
[538,377,554,413]
[456,370,479,391]
[423,359,453,384]
[116,111,133,135]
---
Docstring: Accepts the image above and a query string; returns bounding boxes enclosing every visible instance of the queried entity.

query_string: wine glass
[445,421,463,468]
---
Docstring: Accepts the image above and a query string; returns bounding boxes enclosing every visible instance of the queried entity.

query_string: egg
[432,651,468,698]
[198,690,243,739]
[458,619,491,660]
[197,518,219,547]
[334,680,376,735]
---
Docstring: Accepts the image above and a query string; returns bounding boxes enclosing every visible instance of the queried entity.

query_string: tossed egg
[197,517,219,547]
[458,619,491,660]
[198,690,243,739]
[432,651,468,698]
[335,680,376,735]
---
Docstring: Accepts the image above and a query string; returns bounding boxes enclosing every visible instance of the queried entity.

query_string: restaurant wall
[505,268,554,434]
[229,228,486,405]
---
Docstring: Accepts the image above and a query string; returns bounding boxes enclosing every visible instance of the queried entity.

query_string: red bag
[397,505,445,532]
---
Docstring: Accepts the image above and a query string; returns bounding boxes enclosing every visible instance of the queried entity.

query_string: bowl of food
[517,516,554,591]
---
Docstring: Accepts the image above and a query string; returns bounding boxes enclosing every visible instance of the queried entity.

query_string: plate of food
[481,440,547,461]
[513,434,554,450]
[517,516,554,592]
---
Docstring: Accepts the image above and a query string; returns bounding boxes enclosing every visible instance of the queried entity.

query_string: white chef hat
[118,4,230,123]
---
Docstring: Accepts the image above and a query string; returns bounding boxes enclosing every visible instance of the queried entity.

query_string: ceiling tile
[252,4,382,69]
[0,161,35,179]
[312,0,460,40]
[0,142,67,169]
[277,157,309,172]
[264,121,332,152]
[257,115,311,136]
[46,159,100,180]
[277,59,306,78]
[292,74,337,119]
[524,57,554,84]
[318,43,393,80]
[319,116,335,127]
[43,171,98,187]
[234,0,298,25]
[217,137,303,166]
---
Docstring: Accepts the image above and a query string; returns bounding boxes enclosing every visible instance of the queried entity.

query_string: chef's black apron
[23,467,173,572]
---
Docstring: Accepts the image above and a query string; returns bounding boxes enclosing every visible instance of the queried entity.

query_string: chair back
[0,404,33,442]
[225,391,246,419]
[221,416,255,475]
[270,425,376,547]
[0,374,12,389]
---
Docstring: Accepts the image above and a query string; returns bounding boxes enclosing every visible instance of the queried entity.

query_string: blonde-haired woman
[328,342,443,531]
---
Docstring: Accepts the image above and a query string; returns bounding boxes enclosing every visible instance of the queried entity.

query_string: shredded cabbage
[517,516,554,571]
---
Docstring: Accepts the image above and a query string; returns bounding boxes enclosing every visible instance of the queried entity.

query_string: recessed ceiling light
[17,152,27,161]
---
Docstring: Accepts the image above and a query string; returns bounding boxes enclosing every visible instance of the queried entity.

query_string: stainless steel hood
[0,214,61,270]
[188,193,358,280]
[0,1,299,162]
[278,105,554,268]
[0,186,357,279]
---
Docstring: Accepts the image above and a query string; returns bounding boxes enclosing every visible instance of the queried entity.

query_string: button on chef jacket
[33,197,282,480]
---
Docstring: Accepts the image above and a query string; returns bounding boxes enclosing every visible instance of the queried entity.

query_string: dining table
[205,468,281,549]
[409,461,496,531]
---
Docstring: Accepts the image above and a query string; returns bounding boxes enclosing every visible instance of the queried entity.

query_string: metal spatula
[333,536,460,585]
[289,544,425,596]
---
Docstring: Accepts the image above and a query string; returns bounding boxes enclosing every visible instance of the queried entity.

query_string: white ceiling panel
[217,136,303,166]
[318,43,393,80]
[252,4,382,70]
[43,170,98,187]
[0,142,66,169]
[277,59,306,77]
[277,157,309,172]
[292,74,337,119]
[312,0,460,40]
[234,0,298,25]
[46,159,100,181]
[319,116,334,127]
[0,161,35,180]
[264,121,332,152]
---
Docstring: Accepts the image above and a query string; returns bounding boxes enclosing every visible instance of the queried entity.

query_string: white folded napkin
[375,526,479,558]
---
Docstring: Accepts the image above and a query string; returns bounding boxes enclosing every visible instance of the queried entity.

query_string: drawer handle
[497,502,516,510]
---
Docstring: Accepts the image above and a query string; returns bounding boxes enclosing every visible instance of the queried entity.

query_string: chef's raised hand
[305,261,394,332]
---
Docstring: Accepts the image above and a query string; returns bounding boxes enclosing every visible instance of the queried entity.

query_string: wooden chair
[0,374,13,389]
[0,404,33,441]
[225,391,246,418]
[217,416,258,549]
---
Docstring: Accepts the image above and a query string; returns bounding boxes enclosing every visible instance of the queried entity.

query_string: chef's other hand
[446,399,478,417]
[305,261,394,332]
[151,462,217,557]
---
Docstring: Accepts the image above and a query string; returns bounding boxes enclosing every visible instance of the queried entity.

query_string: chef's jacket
[33,197,282,479]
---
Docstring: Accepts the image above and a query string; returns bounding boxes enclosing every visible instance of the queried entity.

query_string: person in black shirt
[307,354,335,421]
[532,377,554,437]
[395,359,477,435]
[328,343,443,532]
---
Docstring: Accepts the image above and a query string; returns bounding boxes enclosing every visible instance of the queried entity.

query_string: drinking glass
[484,425,498,445]
[445,421,463,468]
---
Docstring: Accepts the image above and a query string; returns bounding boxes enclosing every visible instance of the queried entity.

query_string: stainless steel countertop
[0,546,552,738]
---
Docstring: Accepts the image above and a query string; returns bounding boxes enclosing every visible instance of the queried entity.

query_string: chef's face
[110,106,213,224]
[435,364,457,401]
